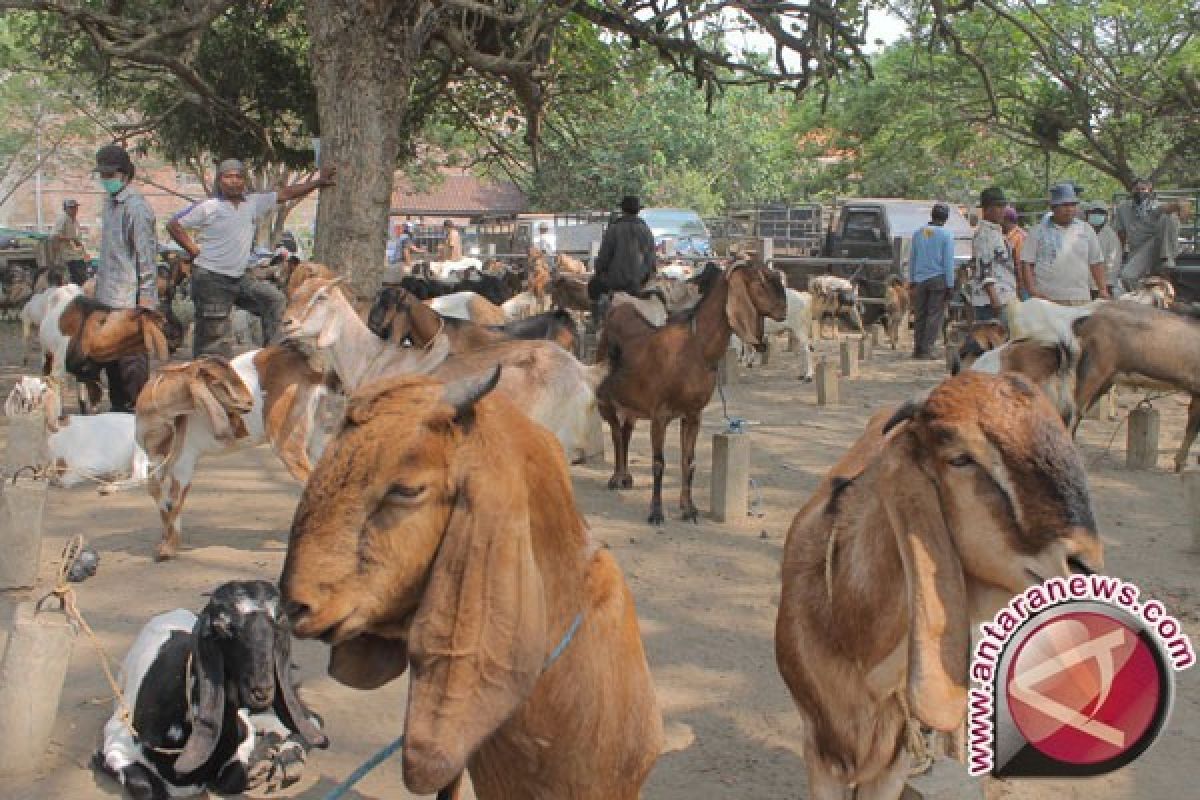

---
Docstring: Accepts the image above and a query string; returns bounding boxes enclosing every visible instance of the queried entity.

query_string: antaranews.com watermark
[968,574,1195,778]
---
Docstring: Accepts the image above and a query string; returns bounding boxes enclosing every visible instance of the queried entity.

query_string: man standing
[167,159,334,357]
[534,221,557,255]
[1082,201,1122,298]
[1114,177,1180,288]
[50,198,89,285]
[389,222,426,268]
[439,219,463,261]
[93,144,158,412]
[1001,207,1027,293]
[1022,183,1107,305]
[969,188,1020,323]
[589,195,656,321]
[907,202,956,359]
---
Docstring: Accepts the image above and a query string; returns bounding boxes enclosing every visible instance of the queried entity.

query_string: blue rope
[320,612,584,800]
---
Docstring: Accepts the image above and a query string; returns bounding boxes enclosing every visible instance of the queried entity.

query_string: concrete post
[816,359,840,406]
[1127,406,1160,470]
[902,759,985,800]
[758,236,774,267]
[719,348,740,385]
[858,334,873,363]
[4,410,49,475]
[0,601,76,777]
[840,340,859,378]
[870,324,884,348]
[0,475,49,590]
[1182,469,1200,552]
[711,432,750,523]
[588,240,601,269]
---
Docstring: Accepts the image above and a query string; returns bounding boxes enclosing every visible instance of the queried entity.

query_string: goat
[550,273,591,312]
[277,259,339,298]
[527,247,552,311]
[776,372,1103,800]
[882,277,910,350]
[51,296,170,399]
[949,320,1010,373]
[369,287,578,354]
[285,278,605,461]
[733,288,815,380]
[501,290,541,320]
[280,370,662,799]
[808,274,864,340]
[1120,276,1176,309]
[97,581,327,800]
[20,288,52,365]
[557,251,589,274]
[136,349,335,560]
[425,290,508,326]
[5,376,150,490]
[1072,302,1200,471]
[968,338,1082,427]
[596,260,787,524]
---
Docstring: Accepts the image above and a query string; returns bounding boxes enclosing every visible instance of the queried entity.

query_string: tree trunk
[307,1,413,297]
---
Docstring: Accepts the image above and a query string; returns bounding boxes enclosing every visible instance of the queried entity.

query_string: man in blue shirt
[908,202,956,360]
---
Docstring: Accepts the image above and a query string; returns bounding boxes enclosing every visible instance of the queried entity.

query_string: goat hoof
[799,375,813,383]
[681,508,699,523]
[607,476,622,490]
[154,540,179,562]
[619,474,633,489]
[647,509,664,526]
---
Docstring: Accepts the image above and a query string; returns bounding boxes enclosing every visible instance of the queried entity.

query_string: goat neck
[323,291,393,389]
[404,297,446,347]
[690,272,734,364]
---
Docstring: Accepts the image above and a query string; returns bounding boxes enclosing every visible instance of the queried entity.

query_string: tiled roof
[391,171,528,216]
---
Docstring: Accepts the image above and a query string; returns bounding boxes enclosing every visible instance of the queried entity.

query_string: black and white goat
[96,581,328,799]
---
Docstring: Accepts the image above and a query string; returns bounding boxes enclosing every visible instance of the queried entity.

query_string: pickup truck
[767,199,973,325]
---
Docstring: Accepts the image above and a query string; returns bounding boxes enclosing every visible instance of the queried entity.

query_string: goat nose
[284,600,311,626]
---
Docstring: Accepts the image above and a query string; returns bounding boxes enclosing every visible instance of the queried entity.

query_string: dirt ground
[1,319,1197,800]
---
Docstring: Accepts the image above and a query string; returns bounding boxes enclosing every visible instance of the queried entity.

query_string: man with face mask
[93,144,158,411]
[1081,201,1122,298]
[166,159,335,357]
[1114,177,1180,288]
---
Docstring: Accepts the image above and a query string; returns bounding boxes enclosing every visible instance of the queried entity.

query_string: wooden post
[0,602,77,777]
[719,348,740,385]
[840,340,859,378]
[902,759,985,800]
[858,334,872,363]
[0,474,48,591]
[711,432,750,523]
[816,359,840,405]
[1127,406,1160,470]
[1183,469,1200,552]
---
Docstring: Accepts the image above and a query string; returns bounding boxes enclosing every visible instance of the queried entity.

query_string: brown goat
[550,273,591,312]
[281,371,662,798]
[278,259,339,297]
[1072,301,1200,470]
[596,261,787,524]
[882,277,910,350]
[776,372,1103,800]
[58,296,170,368]
[556,252,589,274]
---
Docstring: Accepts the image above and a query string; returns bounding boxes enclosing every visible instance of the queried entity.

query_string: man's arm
[166,217,200,260]
[276,166,336,204]
[1090,262,1109,298]
[129,203,159,308]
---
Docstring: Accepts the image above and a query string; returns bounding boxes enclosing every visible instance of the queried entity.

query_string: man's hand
[138,296,157,310]
[317,165,337,187]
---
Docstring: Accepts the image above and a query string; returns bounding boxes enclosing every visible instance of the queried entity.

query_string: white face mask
[1087,213,1107,227]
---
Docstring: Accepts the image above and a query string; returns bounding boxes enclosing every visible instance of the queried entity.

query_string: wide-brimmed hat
[979,187,1007,207]
[620,195,642,214]
[1049,183,1079,206]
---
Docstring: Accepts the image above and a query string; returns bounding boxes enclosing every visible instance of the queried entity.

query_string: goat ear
[328,633,409,689]
[189,378,235,441]
[175,613,227,775]
[725,268,763,347]
[879,430,969,731]
[272,626,329,749]
[441,365,501,421]
[314,291,341,351]
[402,470,547,795]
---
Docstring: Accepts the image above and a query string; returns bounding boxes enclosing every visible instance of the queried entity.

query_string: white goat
[5,376,149,490]
[20,289,52,365]
[502,290,541,321]
[426,290,507,325]
[732,288,815,380]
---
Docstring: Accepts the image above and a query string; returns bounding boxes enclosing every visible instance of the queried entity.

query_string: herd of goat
[5,253,1200,800]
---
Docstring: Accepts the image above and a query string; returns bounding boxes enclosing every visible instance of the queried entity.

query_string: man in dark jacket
[589,195,656,322]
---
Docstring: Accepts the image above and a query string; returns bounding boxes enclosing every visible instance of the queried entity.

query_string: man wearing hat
[907,202,956,359]
[50,197,88,285]
[968,188,1019,322]
[1021,183,1107,305]
[93,144,159,411]
[589,195,656,321]
[166,158,335,357]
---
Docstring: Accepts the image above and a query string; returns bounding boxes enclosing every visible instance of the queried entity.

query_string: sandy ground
[1,320,1198,800]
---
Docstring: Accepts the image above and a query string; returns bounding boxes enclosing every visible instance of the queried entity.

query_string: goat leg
[648,416,668,526]
[1175,395,1200,473]
[679,413,700,523]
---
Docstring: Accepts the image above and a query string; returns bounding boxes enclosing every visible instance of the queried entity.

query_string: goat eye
[385,483,425,502]
[947,454,975,468]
